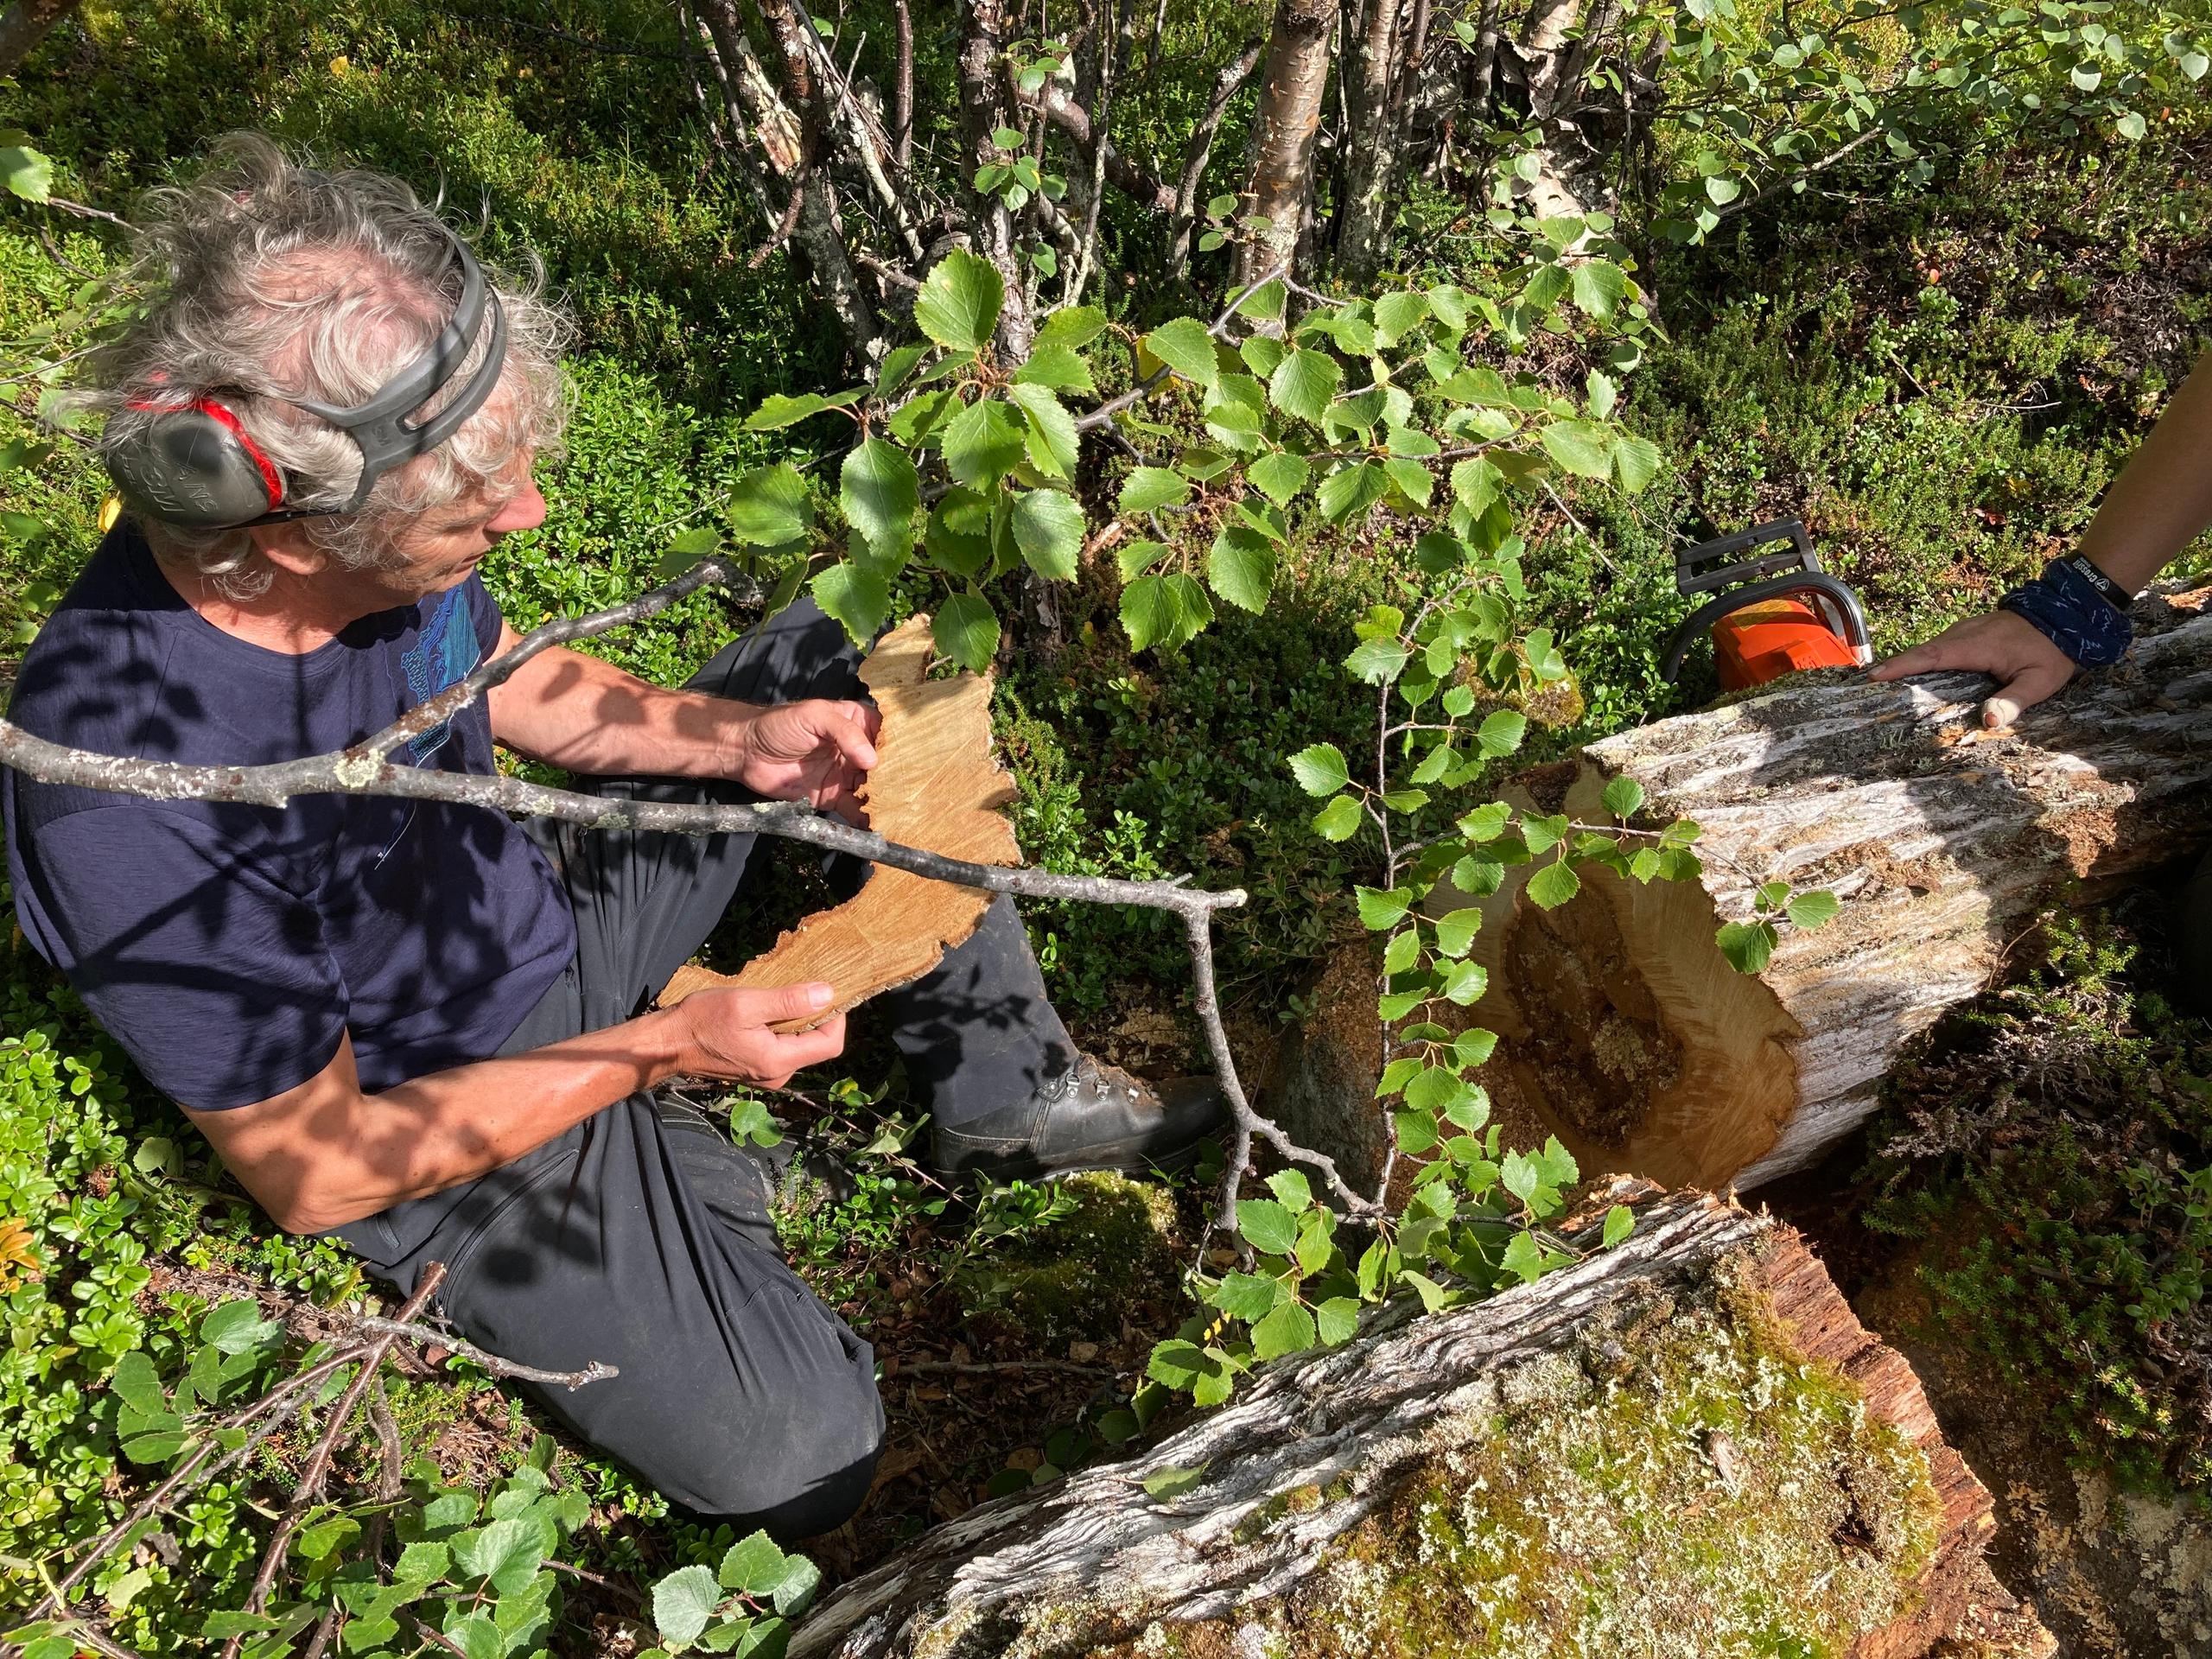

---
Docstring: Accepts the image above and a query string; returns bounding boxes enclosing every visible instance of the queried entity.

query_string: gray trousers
[334,598,1075,1535]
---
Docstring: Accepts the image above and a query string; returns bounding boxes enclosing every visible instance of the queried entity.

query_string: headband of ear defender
[105,232,510,531]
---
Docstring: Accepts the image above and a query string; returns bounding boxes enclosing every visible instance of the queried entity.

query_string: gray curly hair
[80,133,573,599]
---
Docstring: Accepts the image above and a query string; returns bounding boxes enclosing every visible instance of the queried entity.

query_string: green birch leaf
[1248,449,1311,505]
[1009,487,1084,580]
[1786,889,1841,930]
[652,1563,721,1649]
[1602,775,1645,820]
[1007,382,1078,480]
[1118,467,1192,514]
[1477,709,1527,757]
[1211,1271,1285,1322]
[1602,1205,1636,1248]
[1372,289,1432,345]
[1345,636,1409,683]
[1525,860,1581,911]
[1716,918,1779,974]
[1287,742,1349,797]
[1235,1198,1299,1255]
[1501,1229,1547,1285]
[1014,344,1096,392]
[727,462,812,549]
[1122,572,1212,651]
[1355,887,1410,930]
[1613,432,1664,493]
[1145,316,1221,388]
[811,562,891,642]
[1142,1463,1208,1499]
[744,392,832,431]
[1568,258,1628,319]
[1317,459,1389,523]
[1450,455,1503,516]
[926,487,994,578]
[110,1351,168,1418]
[874,341,931,399]
[1116,537,1172,580]
[941,397,1029,488]
[1033,303,1109,350]
[1205,525,1275,612]
[1316,1297,1361,1346]
[1268,349,1341,424]
[1540,418,1615,479]
[840,439,918,559]
[1311,794,1363,841]
[1249,1300,1317,1361]
[2,143,53,204]
[931,594,1000,672]
[914,248,1004,353]
[1268,1169,1313,1211]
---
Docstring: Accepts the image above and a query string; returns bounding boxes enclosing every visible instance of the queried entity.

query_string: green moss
[956,1173,1184,1346]
[907,1250,1942,1659]
[1862,916,2212,1503]
[1293,1257,1942,1659]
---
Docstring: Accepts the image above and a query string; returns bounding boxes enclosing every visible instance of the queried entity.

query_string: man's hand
[732,700,881,821]
[678,981,849,1089]
[1868,608,2075,730]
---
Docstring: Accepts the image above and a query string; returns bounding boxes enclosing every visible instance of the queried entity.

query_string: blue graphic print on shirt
[401,586,481,763]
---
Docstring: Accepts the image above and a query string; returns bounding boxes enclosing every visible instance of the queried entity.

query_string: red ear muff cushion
[181,398,284,508]
[110,397,288,529]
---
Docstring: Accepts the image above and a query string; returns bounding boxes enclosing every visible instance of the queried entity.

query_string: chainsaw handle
[1660,572,1873,685]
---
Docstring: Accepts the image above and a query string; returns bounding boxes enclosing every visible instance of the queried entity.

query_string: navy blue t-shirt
[3,524,576,1109]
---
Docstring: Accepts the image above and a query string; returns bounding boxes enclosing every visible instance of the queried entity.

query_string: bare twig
[340,1314,619,1389]
[24,1262,609,1624]
[218,1275,444,1659]
[45,196,134,230]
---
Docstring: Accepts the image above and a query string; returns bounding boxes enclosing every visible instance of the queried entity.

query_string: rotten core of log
[1455,592,2212,1193]
[789,1188,2048,1659]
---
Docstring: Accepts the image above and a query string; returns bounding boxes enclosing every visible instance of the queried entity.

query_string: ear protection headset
[104,233,509,531]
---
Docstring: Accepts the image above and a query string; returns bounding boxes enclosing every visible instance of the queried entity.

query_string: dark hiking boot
[930,1054,1228,1182]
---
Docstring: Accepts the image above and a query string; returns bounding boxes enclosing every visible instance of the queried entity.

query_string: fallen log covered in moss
[1456,588,2212,1192]
[792,1191,2049,1658]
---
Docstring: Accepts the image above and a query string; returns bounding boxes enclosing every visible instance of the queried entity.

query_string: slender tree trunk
[1166,38,1265,280]
[689,0,881,360]
[1331,0,1404,278]
[891,0,915,169]
[957,0,1035,356]
[1236,0,1337,289]
[0,0,79,77]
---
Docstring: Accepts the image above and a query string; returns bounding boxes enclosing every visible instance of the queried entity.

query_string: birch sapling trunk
[1236,0,1338,290]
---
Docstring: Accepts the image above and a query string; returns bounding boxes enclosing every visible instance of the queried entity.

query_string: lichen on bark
[889,1247,1946,1659]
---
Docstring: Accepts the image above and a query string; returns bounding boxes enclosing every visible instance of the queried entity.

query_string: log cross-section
[1459,590,2212,1191]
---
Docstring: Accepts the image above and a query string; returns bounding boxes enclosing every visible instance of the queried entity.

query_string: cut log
[660,613,1020,1031]
[797,1190,2049,1658]
[1456,588,2212,1191]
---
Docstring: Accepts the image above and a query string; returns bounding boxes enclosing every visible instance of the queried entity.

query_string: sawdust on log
[660,615,1020,1032]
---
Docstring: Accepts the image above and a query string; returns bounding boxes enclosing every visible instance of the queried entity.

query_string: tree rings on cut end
[1449,762,1802,1191]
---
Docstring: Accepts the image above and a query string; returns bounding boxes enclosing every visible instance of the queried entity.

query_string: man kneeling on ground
[1,137,1224,1538]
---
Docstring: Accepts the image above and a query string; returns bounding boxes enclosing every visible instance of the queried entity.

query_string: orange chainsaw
[1660,517,1872,690]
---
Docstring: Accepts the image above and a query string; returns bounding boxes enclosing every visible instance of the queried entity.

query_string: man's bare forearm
[188,1008,701,1234]
[486,632,756,779]
[2080,349,2212,594]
